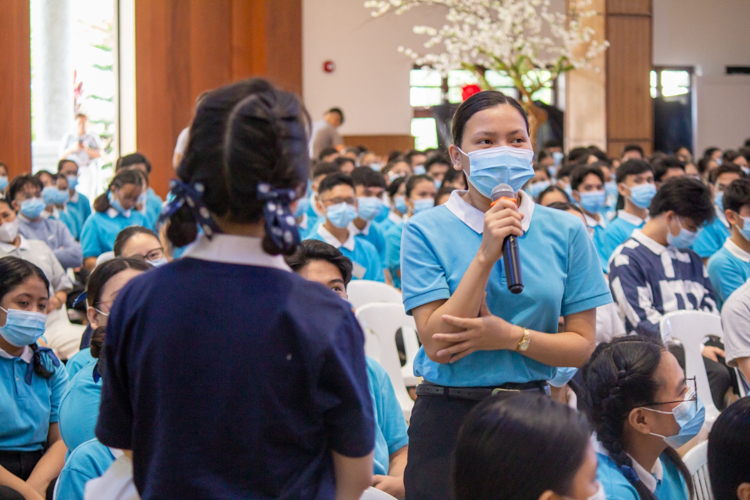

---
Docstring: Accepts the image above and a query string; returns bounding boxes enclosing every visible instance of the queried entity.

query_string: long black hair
[453,392,592,500]
[708,397,750,500]
[0,256,54,379]
[582,336,694,500]
[166,78,310,255]
[93,169,144,213]
[451,90,529,147]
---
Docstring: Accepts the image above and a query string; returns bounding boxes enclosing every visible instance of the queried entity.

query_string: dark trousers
[0,450,55,500]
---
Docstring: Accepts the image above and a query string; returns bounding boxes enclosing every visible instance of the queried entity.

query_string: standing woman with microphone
[400,91,613,499]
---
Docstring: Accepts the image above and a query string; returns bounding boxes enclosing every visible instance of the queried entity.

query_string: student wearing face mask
[383,159,413,187]
[380,176,408,235]
[96,79,374,499]
[113,226,169,267]
[80,169,148,271]
[707,178,750,308]
[691,164,744,261]
[348,167,388,262]
[570,164,609,272]
[440,165,468,191]
[527,163,553,199]
[0,163,8,196]
[55,258,151,500]
[583,336,699,500]
[115,153,163,230]
[56,160,91,237]
[50,175,80,240]
[602,160,656,260]
[286,240,410,498]
[299,161,341,236]
[0,257,69,500]
[400,91,611,499]
[385,175,437,290]
[424,154,451,189]
[306,173,384,282]
[9,175,83,270]
[453,393,604,500]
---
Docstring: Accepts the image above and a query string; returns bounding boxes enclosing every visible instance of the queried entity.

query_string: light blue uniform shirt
[385,222,404,289]
[54,439,115,500]
[0,347,69,451]
[375,203,390,224]
[306,224,385,282]
[351,220,387,264]
[691,206,730,259]
[584,213,609,272]
[602,210,647,262]
[50,207,81,241]
[596,452,689,500]
[707,238,750,309]
[141,187,163,229]
[17,213,83,269]
[80,208,149,259]
[65,348,95,381]
[59,361,101,454]
[401,190,611,387]
[66,191,92,235]
[366,357,408,476]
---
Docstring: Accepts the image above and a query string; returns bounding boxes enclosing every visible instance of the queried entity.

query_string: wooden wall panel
[135,0,302,197]
[0,0,31,177]
[343,135,415,156]
[606,0,653,158]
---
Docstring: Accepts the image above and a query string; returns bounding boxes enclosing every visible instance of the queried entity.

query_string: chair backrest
[360,487,397,500]
[348,280,402,310]
[660,311,722,427]
[356,303,415,421]
[682,441,714,500]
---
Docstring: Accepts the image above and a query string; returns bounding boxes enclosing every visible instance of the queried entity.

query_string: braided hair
[582,336,694,500]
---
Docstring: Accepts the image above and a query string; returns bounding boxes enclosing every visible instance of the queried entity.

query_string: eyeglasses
[643,377,698,411]
[132,247,164,262]
[322,197,357,206]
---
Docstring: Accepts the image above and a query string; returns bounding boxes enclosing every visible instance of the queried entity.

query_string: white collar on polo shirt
[348,220,370,237]
[631,229,666,255]
[724,238,750,262]
[617,210,648,226]
[107,207,130,219]
[69,191,79,204]
[627,454,663,493]
[388,211,405,225]
[182,234,290,271]
[0,345,33,363]
[0,235,30,255]
[585,212,606,229]
[444,189,534,234]
[316,223,356,251]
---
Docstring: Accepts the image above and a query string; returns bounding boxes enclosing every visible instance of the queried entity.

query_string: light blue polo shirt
[57,209,81,240]
[602,210,647,262]
[54,438,115,500]
[401,190,611,387]
[80,208,150,259]
[707,238,750,309]
[66,191,92,236]
[352,220,387,263]
[596,452,689,500]
[585,213,609,272]
[692,206,730,259]
[0,347,69,451]
[366,357,408,476]
[59,361,102,454]
[143,188,163,229]
[306,224,385,282]
[375,203,390,224]
[385,222,404,289]
[66,348,95,381]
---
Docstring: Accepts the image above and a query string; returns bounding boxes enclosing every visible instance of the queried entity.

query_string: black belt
[415,380,550,401]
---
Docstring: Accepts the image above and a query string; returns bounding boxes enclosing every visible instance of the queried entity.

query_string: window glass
[411,118,439,151]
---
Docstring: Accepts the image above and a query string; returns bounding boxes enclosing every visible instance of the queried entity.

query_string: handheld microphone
[490,184,523,294]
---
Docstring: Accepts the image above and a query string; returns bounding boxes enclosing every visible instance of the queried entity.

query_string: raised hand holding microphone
[491,184,524,294]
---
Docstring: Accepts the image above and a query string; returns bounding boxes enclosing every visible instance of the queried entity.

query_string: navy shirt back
[96,257,374,499]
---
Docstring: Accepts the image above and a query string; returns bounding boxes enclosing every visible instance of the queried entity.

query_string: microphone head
[491,183,514,203]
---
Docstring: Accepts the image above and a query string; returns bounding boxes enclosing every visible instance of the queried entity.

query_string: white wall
[653,0,750,153]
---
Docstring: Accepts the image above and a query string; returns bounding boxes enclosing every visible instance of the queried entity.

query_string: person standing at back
[95,78,374,500]
[309,107,345,160]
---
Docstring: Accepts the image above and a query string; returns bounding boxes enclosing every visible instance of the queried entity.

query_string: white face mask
[0,219,19,243]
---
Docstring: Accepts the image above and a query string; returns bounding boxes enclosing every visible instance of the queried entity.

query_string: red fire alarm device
[323,60,336,73]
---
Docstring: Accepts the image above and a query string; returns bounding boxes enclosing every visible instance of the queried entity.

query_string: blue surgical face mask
[0,176,8,192]
[66,175,79,190]
[137,192,147,208]
[148,257,168,267]
[742,166,750,176]
[20,198,46,219]
[42,186,59,205]
[738,215,750,242]
[605,180,618,198]
[529,180,551,198]
[641,388,705,448]
[412,198,434,214]
[548,367,578,388]
[434,179,442,189]
[326,202,358,228]
[357,197,383,221]
[627,183,657,209]
[714,191,724,210]
[552,151,564,166]
[394,196,407,214]
[369,162,383,172]
[458,146,535,197]
[0,307,47,347]
[54,188,70,205]
[413,165,426,175]
[563,183,573,197]
[578,190,606,213]
[667,217,700,249]
[547,166,559,180]
[108,191,128,215]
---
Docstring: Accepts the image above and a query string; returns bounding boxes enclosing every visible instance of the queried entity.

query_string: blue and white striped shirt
[608,230,717,338]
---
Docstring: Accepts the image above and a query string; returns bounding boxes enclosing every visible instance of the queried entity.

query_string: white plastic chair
[659,311,723,427]
[682,441,713,500]
[348,280,402,310]
[360,487,397,500]
[400,325,421,387]
[356,303,415,421]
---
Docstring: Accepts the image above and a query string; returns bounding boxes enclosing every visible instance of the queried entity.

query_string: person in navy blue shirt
[401,91,612,499]
[0,257,69,500]
[95,78,374,500]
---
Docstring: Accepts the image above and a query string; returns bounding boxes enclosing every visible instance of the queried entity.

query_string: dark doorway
[652,67,694,156]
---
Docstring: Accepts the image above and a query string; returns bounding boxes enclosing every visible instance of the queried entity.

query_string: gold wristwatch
[516,327,531,352]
